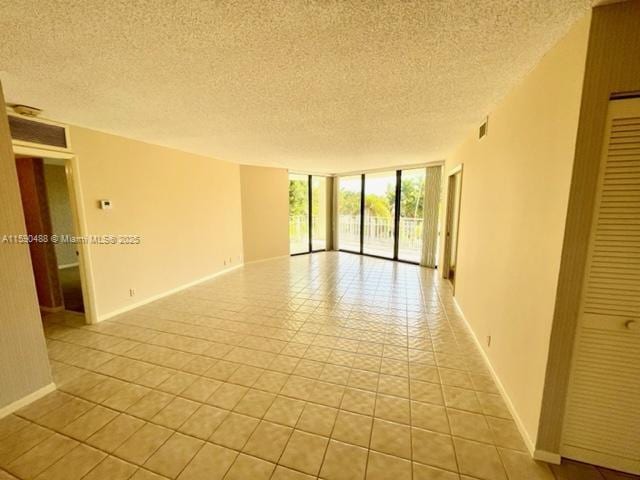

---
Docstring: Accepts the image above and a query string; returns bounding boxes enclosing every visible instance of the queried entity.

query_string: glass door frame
[290,174,328,256]
[337,169,420,265]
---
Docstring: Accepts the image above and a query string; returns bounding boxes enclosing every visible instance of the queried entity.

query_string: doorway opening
[442,165,463,288]
[14,155,86,315]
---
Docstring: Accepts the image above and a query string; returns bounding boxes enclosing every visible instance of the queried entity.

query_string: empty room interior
[0,1,639,480]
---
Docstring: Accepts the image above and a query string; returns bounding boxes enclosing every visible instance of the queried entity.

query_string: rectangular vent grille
[8,115,67,148]
[479,120,488,139]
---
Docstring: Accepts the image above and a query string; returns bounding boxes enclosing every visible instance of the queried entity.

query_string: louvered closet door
[561,98,640,475]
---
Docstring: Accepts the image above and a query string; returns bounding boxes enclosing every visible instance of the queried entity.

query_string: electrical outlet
[129,288,136,297]
[486,335,492,347]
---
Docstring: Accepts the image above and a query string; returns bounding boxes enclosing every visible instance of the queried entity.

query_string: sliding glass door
[337,167,431,264]
[337,176,362,252]
[397,168,426,262]
[289,173,328,255]
[363,171,397,258]
[289,174,310,254]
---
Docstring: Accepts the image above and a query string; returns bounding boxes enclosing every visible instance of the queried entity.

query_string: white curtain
[421,165,442,267]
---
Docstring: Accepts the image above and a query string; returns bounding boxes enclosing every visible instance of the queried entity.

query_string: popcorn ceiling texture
[0,0,592,173]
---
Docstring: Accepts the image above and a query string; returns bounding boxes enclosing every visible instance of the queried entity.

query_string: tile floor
[0,252,637,480]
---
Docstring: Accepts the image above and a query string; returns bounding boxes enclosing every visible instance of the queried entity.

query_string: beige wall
[442,14,590,448]
[44,164,77,267]
[0,84,53,410]
[239,165,290,262]
[70,126,244,319]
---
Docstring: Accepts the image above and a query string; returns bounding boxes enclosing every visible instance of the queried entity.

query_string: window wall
[289,173,328,255]
[337,167,430,264]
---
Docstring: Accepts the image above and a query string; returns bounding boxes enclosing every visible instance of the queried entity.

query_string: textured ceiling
[0,1,592,173]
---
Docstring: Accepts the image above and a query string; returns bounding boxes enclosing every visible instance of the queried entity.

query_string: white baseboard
[98,263,244,322]
[58,263,79,270]
[534,449,562,465]
[0,383,57,420]
[451,298,537,457]
[244,254,290,265]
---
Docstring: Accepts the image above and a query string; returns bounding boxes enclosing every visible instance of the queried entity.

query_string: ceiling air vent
[479,118,488,139]
[8,114,68,149]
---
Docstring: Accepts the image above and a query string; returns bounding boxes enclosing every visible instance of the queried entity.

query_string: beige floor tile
[453,437,507,480]
[280,376,316,401]
[280,430,329,475]
[178,404,228,440]
[35,444,106,480]
[0,415,29,441]
[439,368,473,389]
[129,469,168,480]
[86,413,145,452]
[177,443,237,480]
[447,408,493,443]
[375,394,410,424]
[144,432,203,478]
[410,401,450,434]
[271,465,315,480]
[181,377,221,402]
[83,455,138,480]
[7,433,78,479]
[127,390,175,420]
[366,451,412,480]
[331,411,373,448]
[486,417,527,451]
[206,383,248,410]
[16,391,73,422]
[253,371,289,394]
[264,396,306,426]
[411,427,457,471]
[210,412,259,450]
[377,375,409,398]
[341,388,376,416]
[157,373,198,395]
[83,378,129,403]
[370,419,412,459]
[115,422,173,465]
[0,423,54,467]
[498,448,554,480]
[410,380,444,405]
[37,397,93,430]
[103,384,151,411]
[61,405,118,440]
[243,420,293,462]
[412,462,460,480]
[320,439,368,480]
[442,387,482,413]
[296,403,338,436]
[233,389,276,418]
[152,397,200,429]
[308,381,345,408]
[33,255,630,480]
[476,393,511,419]
[550,459,610,480]
[224,454,275,480]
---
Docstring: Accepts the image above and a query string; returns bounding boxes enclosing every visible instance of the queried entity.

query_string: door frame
[12,144,98,324]
[289,173,329,256]
[442,165,463,288]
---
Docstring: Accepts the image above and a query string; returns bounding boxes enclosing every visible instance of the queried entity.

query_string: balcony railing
[289,214,423,260]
